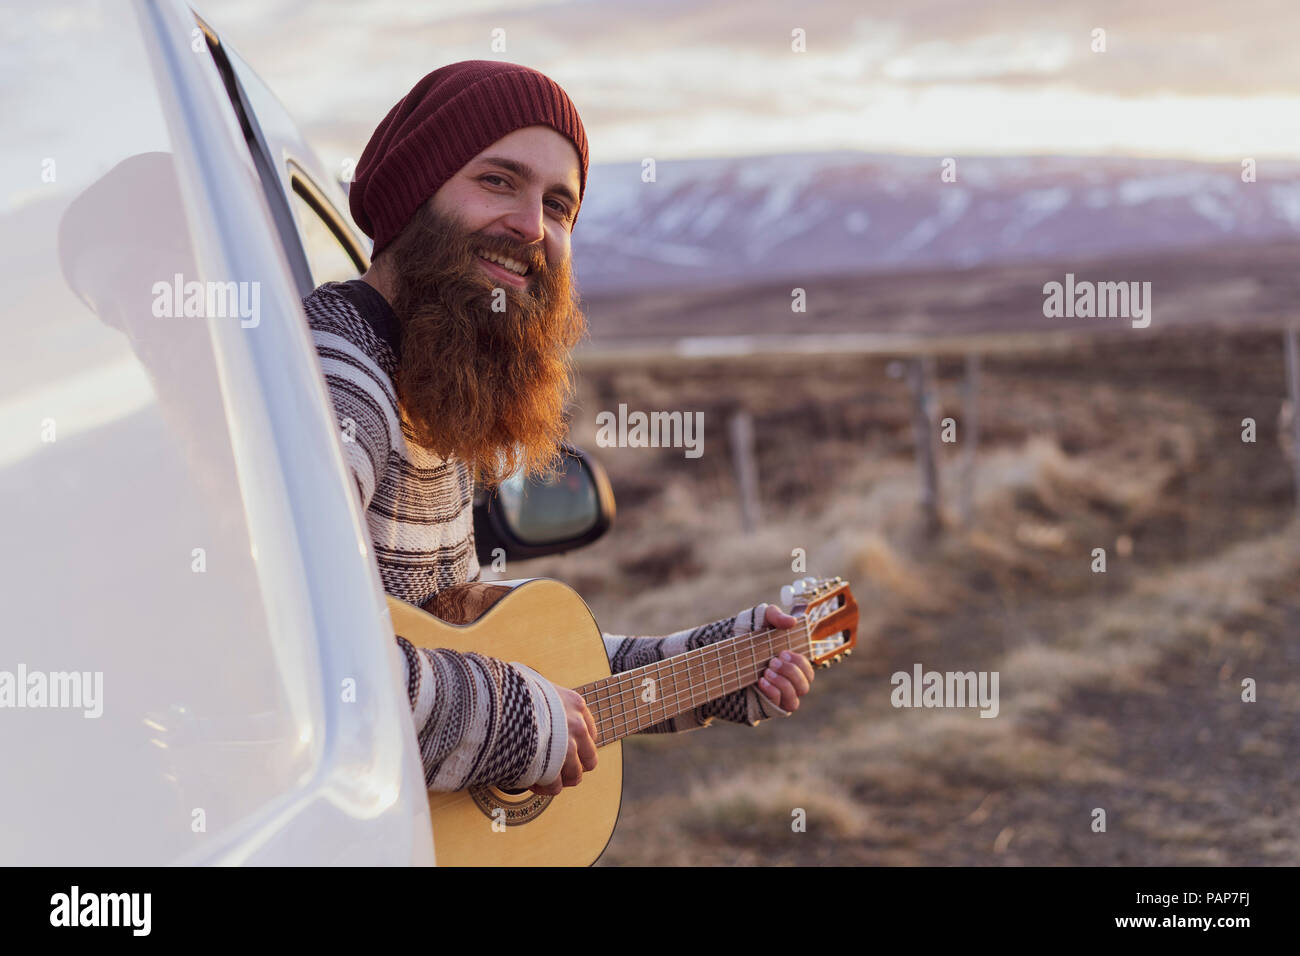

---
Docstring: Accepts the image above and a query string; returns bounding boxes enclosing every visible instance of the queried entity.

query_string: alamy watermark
[595,403,703,459]
[1043,273,1151,329]
[50,886,150,936]
[151,273,260,328]
[891,663,999,718]
[0,665,102,718]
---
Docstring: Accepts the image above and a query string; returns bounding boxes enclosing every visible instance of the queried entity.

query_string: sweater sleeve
[600,603,792,735]
[305,289,400,512]
[396,637,569,792]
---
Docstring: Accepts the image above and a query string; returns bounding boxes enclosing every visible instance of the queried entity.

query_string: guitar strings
[583,591,853,738]
[582,618,817,741]
[581,618,806,708]
[595,618,812,703]
[592,635,806,740]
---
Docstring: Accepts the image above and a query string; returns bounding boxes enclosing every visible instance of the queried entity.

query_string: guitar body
[386,579,622,867]
[384,574,857,867]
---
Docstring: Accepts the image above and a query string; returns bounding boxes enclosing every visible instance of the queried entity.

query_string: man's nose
[498,194,546,247]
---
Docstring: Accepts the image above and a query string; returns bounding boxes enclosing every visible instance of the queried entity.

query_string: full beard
[385,202,587,487]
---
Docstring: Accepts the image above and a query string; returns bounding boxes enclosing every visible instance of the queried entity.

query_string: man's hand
[530,686,598,796]
[755,604,816,711]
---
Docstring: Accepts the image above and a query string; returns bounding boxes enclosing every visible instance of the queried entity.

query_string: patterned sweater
[304,279,787,792]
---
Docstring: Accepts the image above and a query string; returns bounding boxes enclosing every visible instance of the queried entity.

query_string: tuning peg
[780,584,795,608]
[842,648,852,656]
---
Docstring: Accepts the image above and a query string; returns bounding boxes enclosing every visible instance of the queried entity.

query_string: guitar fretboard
[576,618,813,745]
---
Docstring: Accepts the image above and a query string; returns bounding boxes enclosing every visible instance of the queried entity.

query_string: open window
[288,168,367,286]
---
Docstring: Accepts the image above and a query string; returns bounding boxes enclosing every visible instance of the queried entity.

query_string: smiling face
[375,125,588,486]
[429,125,582,292]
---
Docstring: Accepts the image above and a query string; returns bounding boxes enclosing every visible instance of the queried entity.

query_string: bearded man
[302,60,816,797]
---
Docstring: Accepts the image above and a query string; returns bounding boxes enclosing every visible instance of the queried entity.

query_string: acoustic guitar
[385,575,858,866]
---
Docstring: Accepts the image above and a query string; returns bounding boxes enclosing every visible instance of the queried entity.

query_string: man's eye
[483,175,570,220]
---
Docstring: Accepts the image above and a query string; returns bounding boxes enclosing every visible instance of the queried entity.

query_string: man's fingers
[531,778,561,796]
[760,668,798,711]
[763,656,809,699]
[577,733,598,772]
[787,651,816,683]
[774,650,816,686]
[565,692,598,772]
[561,687,598,742]
[763,603,798,628]
[561,740,583,787]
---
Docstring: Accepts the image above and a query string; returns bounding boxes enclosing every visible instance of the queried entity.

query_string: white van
[0,0,613,865]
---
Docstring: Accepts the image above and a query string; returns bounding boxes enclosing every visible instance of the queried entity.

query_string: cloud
[194,0,1300,163]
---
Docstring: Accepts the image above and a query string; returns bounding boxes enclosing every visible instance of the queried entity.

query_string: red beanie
[349,60,589,258]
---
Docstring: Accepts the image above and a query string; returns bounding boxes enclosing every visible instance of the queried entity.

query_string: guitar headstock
[784,576,858,669]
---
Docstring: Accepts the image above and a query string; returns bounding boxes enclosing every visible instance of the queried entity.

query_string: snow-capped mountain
[572,153,1300,298]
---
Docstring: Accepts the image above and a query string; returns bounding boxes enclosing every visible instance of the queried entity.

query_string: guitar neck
[577,617,813,746]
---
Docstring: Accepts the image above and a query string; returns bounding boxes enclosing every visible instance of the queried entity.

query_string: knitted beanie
[349,60,589,258]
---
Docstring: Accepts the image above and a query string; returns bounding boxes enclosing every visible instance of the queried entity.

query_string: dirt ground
[521,328,1300,866]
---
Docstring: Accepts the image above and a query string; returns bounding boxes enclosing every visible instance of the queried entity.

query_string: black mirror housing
[473,444,615,565]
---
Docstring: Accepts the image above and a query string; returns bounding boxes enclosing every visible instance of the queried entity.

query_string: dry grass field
[521,327,1300,865]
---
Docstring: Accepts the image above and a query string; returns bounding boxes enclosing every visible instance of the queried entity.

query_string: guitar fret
[654,658,670,726]
[621,671,637,743]
[636,662,655,731]
[655,657,672,727]
[690,644,706,712]
[669,655,682,727]
[730,632,742,696]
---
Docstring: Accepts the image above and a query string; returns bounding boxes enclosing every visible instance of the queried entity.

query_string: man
[303,60,816,797]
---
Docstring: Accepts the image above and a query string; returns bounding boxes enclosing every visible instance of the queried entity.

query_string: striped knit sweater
[304,279,787,792]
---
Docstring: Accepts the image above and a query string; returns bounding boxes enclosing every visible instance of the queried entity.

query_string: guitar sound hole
[499,786,528,796]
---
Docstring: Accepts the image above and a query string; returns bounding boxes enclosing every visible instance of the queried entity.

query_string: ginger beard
[384,201,586,486]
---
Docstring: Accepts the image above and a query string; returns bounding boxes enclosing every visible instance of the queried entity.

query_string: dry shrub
[1013,521,1069,551]
[964,528,1049,581]
[1026,434,1178,521]
[851,531,962,614]
[679,767,870,840]
[833,709,1122,799]
[1131,535,1290,623]
[1001,642,1157,706]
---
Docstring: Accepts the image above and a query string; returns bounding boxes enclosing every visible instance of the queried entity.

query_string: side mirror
[473,444,615,565]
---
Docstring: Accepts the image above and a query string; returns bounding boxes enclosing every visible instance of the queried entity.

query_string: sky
[196,0,1300,173]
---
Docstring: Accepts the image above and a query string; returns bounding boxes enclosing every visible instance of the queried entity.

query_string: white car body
[1,0,435,864]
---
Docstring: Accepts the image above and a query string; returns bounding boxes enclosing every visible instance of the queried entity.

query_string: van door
[0,0,432,865]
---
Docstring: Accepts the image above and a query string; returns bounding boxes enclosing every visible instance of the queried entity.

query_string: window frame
[288,163,370,285]
[193,12,370,298]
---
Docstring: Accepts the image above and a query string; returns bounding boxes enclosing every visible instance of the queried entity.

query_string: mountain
[572,152,1300,299]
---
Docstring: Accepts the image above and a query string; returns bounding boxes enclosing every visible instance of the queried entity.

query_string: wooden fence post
[1285,328,1300,515]
[729,409,762,532]
[906,356,943,537]
[960,353,981,527]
